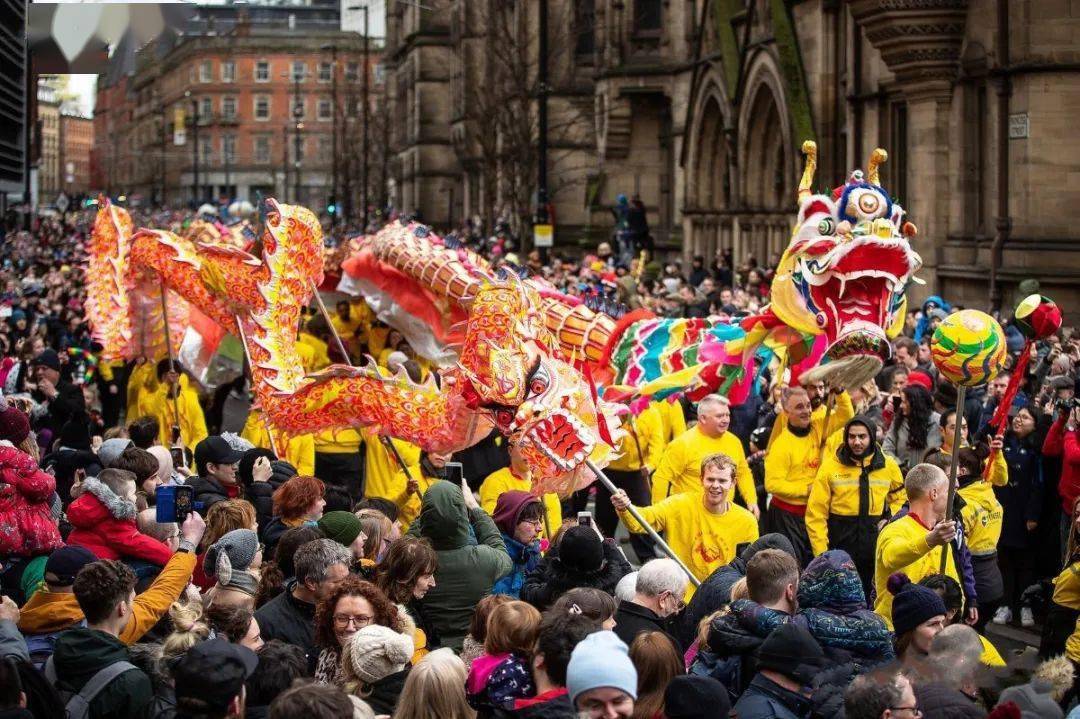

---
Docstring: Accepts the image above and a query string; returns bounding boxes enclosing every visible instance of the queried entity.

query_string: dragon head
[261,199,325,288]
[456,281,622,495]
[770,142,923,388]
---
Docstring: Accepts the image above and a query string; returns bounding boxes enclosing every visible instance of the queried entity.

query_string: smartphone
[578,511,593,528]
[444,461,464,486]
[156,485,200,524]
[170,446,185,469]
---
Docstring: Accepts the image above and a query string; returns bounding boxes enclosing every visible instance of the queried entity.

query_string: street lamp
[321,43,340,227]
[347,3,370,229]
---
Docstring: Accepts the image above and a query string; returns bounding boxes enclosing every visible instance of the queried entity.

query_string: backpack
[24,620,86,671]
[689,649,743,703]
[43,655,138,719]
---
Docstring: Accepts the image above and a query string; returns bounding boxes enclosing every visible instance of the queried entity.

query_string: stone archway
[683,75,732,261]
[737,52,795,266]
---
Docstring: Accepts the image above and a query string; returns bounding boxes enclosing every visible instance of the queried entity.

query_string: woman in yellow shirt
[479,464,562,540]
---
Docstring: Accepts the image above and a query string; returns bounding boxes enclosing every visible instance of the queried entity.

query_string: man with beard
[765,386,853,566]
[805,417,905,601]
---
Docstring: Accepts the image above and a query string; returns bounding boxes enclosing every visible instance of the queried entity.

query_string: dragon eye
[494,409,514,426]
[527,363,551,397]
[817,218,836,235]
[858,193,880,214]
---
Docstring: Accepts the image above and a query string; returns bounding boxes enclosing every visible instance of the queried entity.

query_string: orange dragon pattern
[94,200,620,494]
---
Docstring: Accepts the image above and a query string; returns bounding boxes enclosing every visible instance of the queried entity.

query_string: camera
[156,485,202,524]
[1055,397,1079,414]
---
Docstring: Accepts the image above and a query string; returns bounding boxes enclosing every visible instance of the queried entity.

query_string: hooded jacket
[997,430,1044,549]
[50,627,154,719]
[66,477,173,566]
[491,491,543,598]
[733,673,814,719]
[405,480,513,651]
[678,533,796,650]
[805,417,905,556]
[0,445,62,558]
[1044,415,1080,514]
[18,551,195,647]
[697,599,782,696]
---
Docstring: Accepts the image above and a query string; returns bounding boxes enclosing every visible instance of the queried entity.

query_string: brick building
[59,114,94,196]
[93,4,383,220]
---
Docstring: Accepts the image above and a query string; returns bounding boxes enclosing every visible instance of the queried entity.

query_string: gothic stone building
[386,0,1080,318]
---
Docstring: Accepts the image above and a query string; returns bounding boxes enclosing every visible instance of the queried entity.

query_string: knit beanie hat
[0,401,30,445]
[205,529,259,586]
[889,573,947,635]
[343,624,414,684]
[664,675,731,719]
[997,680,1064,719]
[756,623,826,686]
[318,511,363,548]
[492,490,542,537]
[98,437,134,468]
[567,630,637,704]
[558,525,604,573]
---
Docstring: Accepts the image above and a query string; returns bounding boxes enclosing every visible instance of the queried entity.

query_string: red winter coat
[66,477,173,566]
[1043,416,1080,514]
[0,444,63,557]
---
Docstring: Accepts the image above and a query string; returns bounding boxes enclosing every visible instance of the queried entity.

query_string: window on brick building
[255,95,271,120]
[200,137,213,163]
[256,60,270,82]
[222,61,236,83]
[222,95,237,119]
[254,136,271,164]
[200,97,213,122]
[318,98,332,121]
[200,61,212,83]
[345,62,359,81]
[318,61,333,82]
[292,60,307,82]
[222,134,236,163]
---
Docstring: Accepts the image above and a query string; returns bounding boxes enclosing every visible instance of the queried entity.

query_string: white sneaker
[993,606,1012,624]
[1021,607,1035,627]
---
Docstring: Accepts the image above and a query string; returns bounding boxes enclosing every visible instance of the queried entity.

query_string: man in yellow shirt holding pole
[651,395,759,519]
[612,452,759,597]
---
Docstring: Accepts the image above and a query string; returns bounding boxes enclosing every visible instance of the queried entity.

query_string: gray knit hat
[205,529,259,586]
[997,680,1064,719]
[98,437,134,468]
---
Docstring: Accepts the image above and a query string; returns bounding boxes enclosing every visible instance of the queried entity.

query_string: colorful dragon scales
[87,199,621,495]
[344,141,922,402]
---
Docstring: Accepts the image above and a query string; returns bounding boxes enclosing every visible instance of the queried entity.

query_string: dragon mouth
[521,409,595,473]
[798,234,921,362]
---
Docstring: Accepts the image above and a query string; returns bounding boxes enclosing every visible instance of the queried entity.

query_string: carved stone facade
[386,0,1080,318]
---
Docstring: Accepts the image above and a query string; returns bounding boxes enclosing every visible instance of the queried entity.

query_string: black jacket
[520,540,631,611]
[914,683,985,719]
[679,533,796,649]
[362,667,409,715]
[42,449,102,508]
[732,674,813,719]
[492,691,576,718]
[185,475,236,514]
[247,460,298,532]
[33,380,86,435]
[613,601,680,652]
[51,627,154,719]
[253,582,317,671]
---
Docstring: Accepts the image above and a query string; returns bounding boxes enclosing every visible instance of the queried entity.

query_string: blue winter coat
[493,534,542,598]
[997,432,1044,549]
[733,674,813,719]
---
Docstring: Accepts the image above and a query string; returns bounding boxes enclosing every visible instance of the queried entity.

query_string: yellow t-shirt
[479,467,562,539]
[873,514,962,628]
[764,393,854,507]
[140,381,208,453]
[607,404,664,473]
[313,428,363,454]
[240,413,315,476]
[361,426,421,503]
[619,494,758,597]
[651,426,755,508]
[1052,562,1080,610]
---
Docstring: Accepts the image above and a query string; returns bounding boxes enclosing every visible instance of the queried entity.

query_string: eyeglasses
[520,518,544,527]
[333,614,374,628]
[890,707,922,717]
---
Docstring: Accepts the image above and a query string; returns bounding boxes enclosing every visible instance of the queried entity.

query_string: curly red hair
[271,475,325,521]
[313,576,402,649]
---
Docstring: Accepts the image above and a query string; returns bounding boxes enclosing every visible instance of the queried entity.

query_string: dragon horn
[867,148,888,186]
[798,141,817,201]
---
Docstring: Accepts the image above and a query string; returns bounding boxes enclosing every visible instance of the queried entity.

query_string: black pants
[1040,602,1080,659]
[594,468,657,562]
[972,552,1004,633]
[315,450,364,499]
[998,546,1037,616]
[766,504,812,568]
[828,514,879,607]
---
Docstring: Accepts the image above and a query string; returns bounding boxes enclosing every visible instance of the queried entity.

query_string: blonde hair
[136,508,177,544]
[161,601,209,672]
[356,508,392,561]
[629,631,682,719]
[393,648,476,719]
[730,576,749,601]
[700,452,735,478]
[202,499,257,552]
